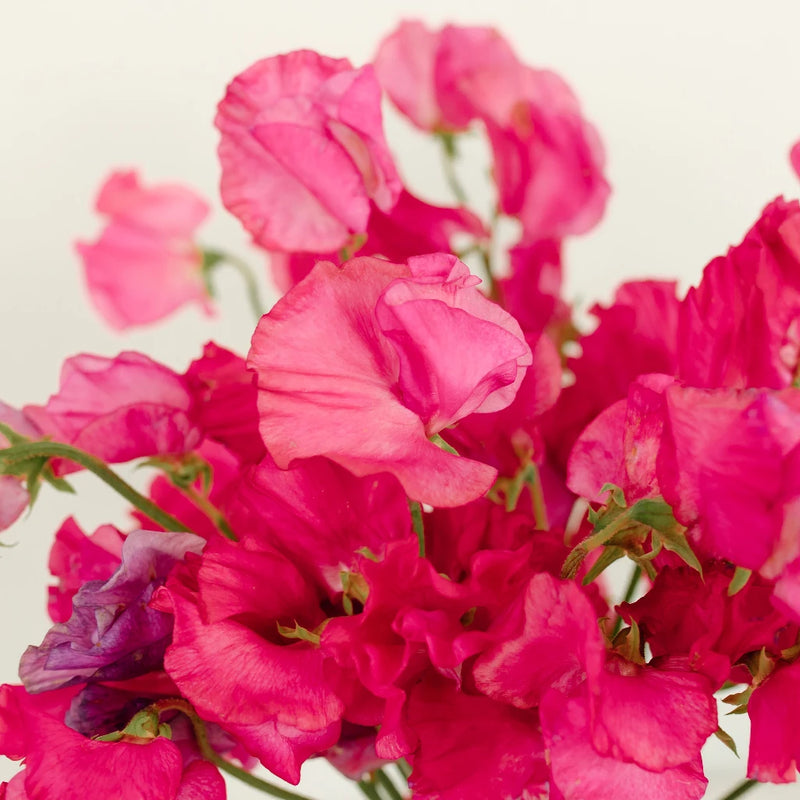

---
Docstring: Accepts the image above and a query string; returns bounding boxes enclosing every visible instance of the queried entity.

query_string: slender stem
[357,780,382,800]
[396,759,412,781]
[612,564,642,637]
[438,133,468,206]
[478,246,500,303]
[525,463,549,531]
[148,699,319,800]
[181,484,237,541]
[202,247,266,322]
[375,768,405,800]
[0,441,189,533]
[409,500,425,557]
[718,778,759,800]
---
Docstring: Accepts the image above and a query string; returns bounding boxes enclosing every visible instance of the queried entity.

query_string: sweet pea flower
[216,50,402,253]
[76,171,212,330]
[0,683,225,800]
[0,402,44,532]
[248,253,532,507]
[25,351,202,465]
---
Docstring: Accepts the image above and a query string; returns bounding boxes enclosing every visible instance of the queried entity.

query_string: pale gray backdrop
[2,1,799,797]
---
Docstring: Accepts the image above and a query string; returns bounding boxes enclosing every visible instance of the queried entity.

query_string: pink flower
[791,140,800,179]
[248,253,531,507]
[405,676,548,800]
[46,517,124,623]
[659,385,800,574]
[153,542,343,783]
[375,22,609,240]
[76,171,212,330]
[0,402,43,532]
[268,188,486,293]
[216,50,402,253]
[0,684,225,800]
[677,197,800,389]
[26,352,201,464]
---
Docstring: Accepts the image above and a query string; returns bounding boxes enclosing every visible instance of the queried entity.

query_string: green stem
[438,133,468,206]
[525,463,549,531]
[148,699,319,800]
[409,500,425,557]
[202,247,266,323]
[357,780,383,800]
[0,441,189,533]
[181,484,237,541]
[375,768,405,800]
[718,778,759,800]
[478,246,500,304]
[396,759,412,781]
[612,564,642,637]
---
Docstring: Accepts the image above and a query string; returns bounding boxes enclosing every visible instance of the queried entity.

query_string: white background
[2,1,800,797]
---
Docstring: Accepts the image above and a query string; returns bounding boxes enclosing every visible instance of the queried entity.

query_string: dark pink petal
[406,677,548,800]
[47,517,124,623]
[184,342,264,465]
[175,760,226,800]
[472,573,605,708]
[541,685,708,800]
[748,659,800,782]
[156,569,343,734]
[231,453,410,593]
[590,660,717,772]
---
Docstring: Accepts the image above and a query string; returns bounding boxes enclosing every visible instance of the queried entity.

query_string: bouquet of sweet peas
[1,17,800,800]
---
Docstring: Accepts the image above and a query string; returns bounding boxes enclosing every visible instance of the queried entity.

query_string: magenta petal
[541,686,708,800]
[473,573,605,708]
[175,761,225,800]
[748,659,800,782]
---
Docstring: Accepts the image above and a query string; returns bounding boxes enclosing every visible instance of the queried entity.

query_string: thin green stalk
[357,780,383,800]
[0,441,189,533]
[202,247,266,322]
[612,564,642,637]
[478,246,500,303]
[438,133,468,206]
[182,484,237,541]
[396,759,412,781]
[148,699,318,800]
[718,778,759,800]
[409,500,425,557]
[525,463,549,531]
[375,768,405,800]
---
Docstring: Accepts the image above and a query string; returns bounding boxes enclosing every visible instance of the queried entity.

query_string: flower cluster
[2,18,800,800]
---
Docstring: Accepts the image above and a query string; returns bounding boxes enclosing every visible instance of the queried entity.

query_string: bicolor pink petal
[76,170,211,330]
[26,352,201,464]
[374,20,445,131]
[248,255,529,506]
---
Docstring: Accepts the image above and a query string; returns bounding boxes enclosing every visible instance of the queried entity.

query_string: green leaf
[714,726,739,757]
[728,567,752,596]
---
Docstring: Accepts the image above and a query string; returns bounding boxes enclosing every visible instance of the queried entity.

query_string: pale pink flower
[76,171,211,330]
[216,50,402,253]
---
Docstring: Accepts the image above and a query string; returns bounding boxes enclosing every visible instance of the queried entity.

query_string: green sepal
[714,726,739,757]
[122,707,161,739]
[599,483,627,508]
[276,621,321,646]
[356,546,379,562]
[728,567,752,596]
[429,433,459,456]
[93,730,124,742]
[582,545,625,586]
[142,453,212,492]
[611,618,645,665]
